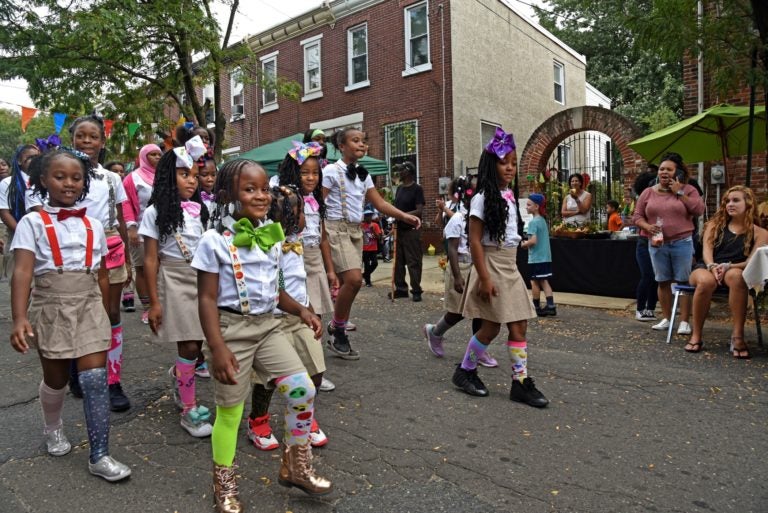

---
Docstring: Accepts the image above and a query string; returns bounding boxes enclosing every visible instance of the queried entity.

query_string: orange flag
[21,106,38,132]
[104,119,114,138]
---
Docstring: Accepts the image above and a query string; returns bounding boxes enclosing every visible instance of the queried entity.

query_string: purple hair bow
[484,127,516,159]
[35,134,61,153]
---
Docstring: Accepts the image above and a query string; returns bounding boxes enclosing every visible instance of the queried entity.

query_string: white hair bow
[173,135,207,169]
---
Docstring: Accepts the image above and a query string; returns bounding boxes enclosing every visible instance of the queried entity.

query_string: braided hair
[211,159,264,233]
[147,151,208,243]
[69,115,106,165]
[277,153,326,219]
[28,149,92,203]
[6,144,39,222]
[269,184,303,235]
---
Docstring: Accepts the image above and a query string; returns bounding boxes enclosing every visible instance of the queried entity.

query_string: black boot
[510,377,549,408]
[451,364,488,397]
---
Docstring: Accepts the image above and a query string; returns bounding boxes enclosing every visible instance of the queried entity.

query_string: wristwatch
[676,190,684,197]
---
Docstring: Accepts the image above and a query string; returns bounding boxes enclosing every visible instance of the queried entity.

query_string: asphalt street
[0,270,766,513]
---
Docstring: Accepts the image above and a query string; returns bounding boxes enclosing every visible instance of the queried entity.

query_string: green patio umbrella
[238,133,390,176]
[629,104,766,170]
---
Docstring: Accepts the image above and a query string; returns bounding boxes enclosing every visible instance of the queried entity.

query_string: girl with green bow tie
[193,160,332,512]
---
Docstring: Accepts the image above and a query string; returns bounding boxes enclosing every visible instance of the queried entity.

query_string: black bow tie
[346,163,369,182]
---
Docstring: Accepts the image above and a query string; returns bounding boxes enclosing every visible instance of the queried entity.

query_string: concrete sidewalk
[372,254,637,311]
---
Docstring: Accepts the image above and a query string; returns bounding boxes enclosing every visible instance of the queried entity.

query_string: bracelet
[706,263,717,271]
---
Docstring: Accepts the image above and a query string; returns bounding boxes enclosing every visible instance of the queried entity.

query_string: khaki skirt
[324,219,363,273]
[444,260,473,314]
[28,271,111,359]
[157,258,204,343]
[460,246,537,324]
[129,240,144,267]
[303,245,334,316]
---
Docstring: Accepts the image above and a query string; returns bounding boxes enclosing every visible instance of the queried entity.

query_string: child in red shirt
[361,208,383,286]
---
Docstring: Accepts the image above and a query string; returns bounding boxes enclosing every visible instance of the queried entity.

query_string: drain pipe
[697,0,705,224]
[438,3,448,177]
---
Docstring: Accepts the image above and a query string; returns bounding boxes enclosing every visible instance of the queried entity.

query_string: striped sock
[139,295,150,311]
[332,317,347,331]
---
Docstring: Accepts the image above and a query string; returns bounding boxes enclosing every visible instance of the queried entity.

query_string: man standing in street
[390,162,425,301]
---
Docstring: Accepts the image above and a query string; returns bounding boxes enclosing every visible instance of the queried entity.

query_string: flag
[53,113,67,134]
[127,122,141,138]
[104,119,114,138]
[21,106,38,132]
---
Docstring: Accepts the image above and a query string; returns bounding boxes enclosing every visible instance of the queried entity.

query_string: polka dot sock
[78,367,111,464]
[275,372,315,446]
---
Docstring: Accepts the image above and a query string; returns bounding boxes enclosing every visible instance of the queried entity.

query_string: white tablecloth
[742,246,768,292]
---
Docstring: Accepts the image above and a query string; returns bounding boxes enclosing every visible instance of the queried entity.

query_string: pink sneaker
[422,324,445,357]
[477,352,498,368]
[141,311,149,325]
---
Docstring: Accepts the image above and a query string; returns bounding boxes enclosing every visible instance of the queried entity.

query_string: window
[230,70,244,120]
[384,120,419,182]
[403,1,431,76]
[346,24,369,91]
[301,35,322,101]
[203,83,215,125]
[260,51,278,113]
[554,61,565,104]
[480,121,501,152]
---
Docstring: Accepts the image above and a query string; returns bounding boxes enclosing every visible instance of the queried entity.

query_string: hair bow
[231,218,285,252]
[173,135,207,169]
[484,127,516,159]
[288,141,323,165]
[58,146,92,166]
[346,162,369,182]
[35,134,62,153]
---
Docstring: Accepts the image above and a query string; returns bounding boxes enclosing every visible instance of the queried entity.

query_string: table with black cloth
[516,238,640,299]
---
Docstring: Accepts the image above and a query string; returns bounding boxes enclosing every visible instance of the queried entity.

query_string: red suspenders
[38,210,94,272]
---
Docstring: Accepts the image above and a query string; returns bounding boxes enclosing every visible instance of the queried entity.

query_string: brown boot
[278,443,333,496]
[213,463,243,513]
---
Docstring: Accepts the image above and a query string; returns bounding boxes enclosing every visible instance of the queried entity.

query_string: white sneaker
[677,321,692,335]
[318,377,336,392]
[651,318,670,331]
[643,310,657,320]
[635,311,646,321]
[180,406,213,438]
[309,418,328,447]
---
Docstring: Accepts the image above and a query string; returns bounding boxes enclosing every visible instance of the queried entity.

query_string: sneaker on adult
[195,361,211,378]
[309,418,328,447]
[412,292,422,302]
[451,364,489,397]
[45,426,72,457]
[108,382,131,412]
[677,321,692,335]
[422,324,445,357]
[88,455,132,482]
[247,414,279,451]
[509,377,549,408]
[318,377,336,392]
[651,318,670,331]
[635,310,646,321]
[477,352,498,368]
[180,406,213,438]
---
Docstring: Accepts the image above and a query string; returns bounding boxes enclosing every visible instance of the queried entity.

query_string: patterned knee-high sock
[212,402,244,466]
[460,335,489,371]
[39,380,67,433]
[249,384,274,419]
[78,368,111,463]
[174,357,197,414]
[275,372,316,446]
[507,340,528,382]
[107,323,123,385]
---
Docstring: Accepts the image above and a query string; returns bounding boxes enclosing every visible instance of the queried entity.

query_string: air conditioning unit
[233,104,244,116]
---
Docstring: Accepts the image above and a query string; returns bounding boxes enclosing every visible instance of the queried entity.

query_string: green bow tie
[231,218,285,252]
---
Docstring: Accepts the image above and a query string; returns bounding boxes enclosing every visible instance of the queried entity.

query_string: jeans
[635,237,658,312]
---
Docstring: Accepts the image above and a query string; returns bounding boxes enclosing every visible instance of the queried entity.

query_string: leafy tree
[534,1,684,133]
[0,108,71,161]
[0,0,300,159]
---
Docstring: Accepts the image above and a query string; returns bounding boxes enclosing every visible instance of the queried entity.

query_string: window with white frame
[302,35,322,100]
[384,120,419,182]
[230,70,244,119]
[260,52,278,112]
[554,61,565,104]
[480,121,501,152]
[403,1,431,75]
[346,24,368,90]
[203,83,215,125]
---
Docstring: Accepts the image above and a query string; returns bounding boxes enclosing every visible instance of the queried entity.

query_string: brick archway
[519,106,645,192]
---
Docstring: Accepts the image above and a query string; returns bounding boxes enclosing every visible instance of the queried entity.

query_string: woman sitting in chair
[686,185,768,358]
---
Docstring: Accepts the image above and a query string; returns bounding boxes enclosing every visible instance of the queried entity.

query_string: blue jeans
[649,236,694,283]
[635,238,658,312]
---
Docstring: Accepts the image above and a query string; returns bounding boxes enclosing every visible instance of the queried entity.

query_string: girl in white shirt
[10,149,131,482]
[321,127,420,359]
[193,160,331,511]
[139,137,212,438]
